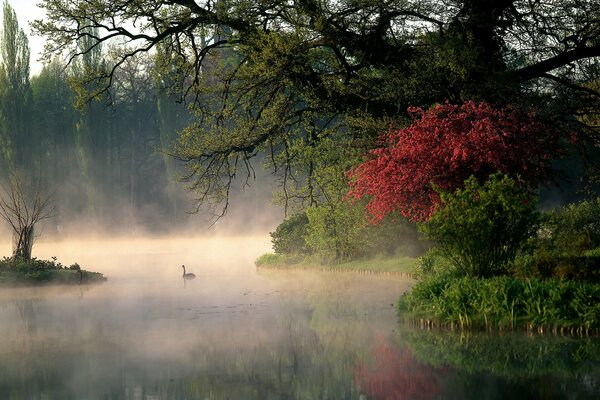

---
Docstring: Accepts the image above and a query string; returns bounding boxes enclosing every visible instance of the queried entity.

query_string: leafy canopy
[31,1,600,211]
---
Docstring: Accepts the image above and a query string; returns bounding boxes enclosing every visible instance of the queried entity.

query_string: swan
[181,264,196,280]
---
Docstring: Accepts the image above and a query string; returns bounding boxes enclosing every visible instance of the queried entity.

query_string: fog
[0,235,411,398]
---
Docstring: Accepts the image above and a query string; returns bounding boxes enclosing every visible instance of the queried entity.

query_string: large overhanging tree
[32,0,600,214]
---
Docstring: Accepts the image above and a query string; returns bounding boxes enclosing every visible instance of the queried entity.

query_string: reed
[397,274,600,333]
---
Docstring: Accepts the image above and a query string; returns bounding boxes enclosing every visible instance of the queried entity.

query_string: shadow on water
[0,236,597,399]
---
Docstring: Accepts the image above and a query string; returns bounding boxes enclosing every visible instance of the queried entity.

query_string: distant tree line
[0,1,198,233]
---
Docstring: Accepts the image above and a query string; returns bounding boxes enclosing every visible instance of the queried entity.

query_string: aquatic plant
[397,274,600,333]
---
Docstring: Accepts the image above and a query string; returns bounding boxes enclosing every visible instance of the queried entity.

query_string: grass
[255,253,418,275]
[397,273,600,333]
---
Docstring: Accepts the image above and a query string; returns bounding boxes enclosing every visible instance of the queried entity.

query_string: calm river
[0,235,598,399]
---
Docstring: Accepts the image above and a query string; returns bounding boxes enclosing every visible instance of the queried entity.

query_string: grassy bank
[397,273,600,334]
[0,256,106,286]
[255,253,418,275]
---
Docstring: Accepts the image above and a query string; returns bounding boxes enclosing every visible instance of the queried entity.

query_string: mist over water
[0,235,410,398]
[0,235,598,399]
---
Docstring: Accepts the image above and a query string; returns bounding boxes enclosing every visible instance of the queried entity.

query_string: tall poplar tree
[0,0,31,176]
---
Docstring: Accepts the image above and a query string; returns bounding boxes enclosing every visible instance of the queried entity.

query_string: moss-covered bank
[0,256,106,286]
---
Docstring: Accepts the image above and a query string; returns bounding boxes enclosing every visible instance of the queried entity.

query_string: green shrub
[513,252,600,282]
[69,263,81,271]
[270,212,310,256]
[305,202,370,263]
[303,202,427,263]
[420,174,539,277]
[512,199,600,281]
[415,248,455,278]
[552,198,600,253]
[0,256,105,285]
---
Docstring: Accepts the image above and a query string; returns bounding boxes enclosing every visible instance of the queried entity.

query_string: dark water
[0,236,598,399]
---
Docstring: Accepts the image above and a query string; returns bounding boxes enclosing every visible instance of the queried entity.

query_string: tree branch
[513,44,600,82]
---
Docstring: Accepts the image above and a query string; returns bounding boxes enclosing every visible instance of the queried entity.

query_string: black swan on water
[182,265,196,280]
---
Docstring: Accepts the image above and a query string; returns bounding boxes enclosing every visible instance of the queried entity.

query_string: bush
[553,198,600,252]
[420,174,539,277]
[270,202,426,264]
[0,256,105,285]
[513,252,600,282]
[305,203,368,263]
[512,198,600,281]
[270,212,310,256]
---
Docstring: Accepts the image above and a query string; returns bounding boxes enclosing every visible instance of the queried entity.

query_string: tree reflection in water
[354,337,446,400]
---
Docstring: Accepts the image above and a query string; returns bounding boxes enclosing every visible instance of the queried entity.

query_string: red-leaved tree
[348,101,563,222]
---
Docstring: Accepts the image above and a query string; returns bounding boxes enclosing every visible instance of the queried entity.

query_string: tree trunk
[12,225,33,260]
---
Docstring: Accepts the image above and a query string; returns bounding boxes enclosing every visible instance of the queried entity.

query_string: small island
[0,173,105,286]
[0,256,106,286]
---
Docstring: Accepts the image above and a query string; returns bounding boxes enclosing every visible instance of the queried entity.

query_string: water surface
[0,236,598,399]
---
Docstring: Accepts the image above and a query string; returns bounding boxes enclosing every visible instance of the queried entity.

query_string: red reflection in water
[354,338,444,400]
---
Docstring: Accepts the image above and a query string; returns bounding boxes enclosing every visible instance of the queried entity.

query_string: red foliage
[354,338,444,400]
[348,101,563,222]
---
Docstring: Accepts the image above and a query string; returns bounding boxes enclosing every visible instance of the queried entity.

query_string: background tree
[0,0,31,175]
[31,59,78,190]
[0,173,55,260]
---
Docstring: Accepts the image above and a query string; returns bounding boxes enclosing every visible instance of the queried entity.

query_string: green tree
[270,212,310,257]
[155,38,190,222]
[31,59,78,186]
[69,27,106,216]
[0,0,31,175]
[420,174,540,277]
[32,1,600,211]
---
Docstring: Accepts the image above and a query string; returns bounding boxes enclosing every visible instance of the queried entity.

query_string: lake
[0,235,598,399]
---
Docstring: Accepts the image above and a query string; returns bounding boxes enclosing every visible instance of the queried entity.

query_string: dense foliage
[420,174,539,277]
[348,102,561,222]
[541,198,600,255]
[402,193,600,331]
[513,198,600,280]
[270,212,310,258]
[266,201,425,264]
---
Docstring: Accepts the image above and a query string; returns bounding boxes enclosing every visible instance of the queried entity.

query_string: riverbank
[255,253,418,276]
[0,256,106,286]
